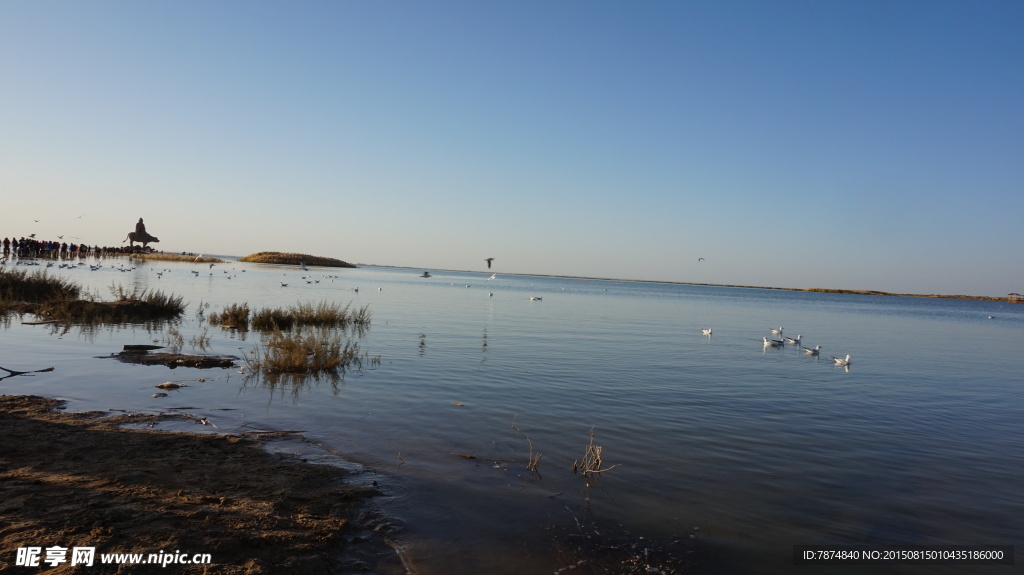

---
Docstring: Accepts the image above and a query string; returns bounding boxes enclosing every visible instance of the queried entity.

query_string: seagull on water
[785,335,802,345]
[530,296,542,301]
[420,271,431,278]
[485,258,495,269]
[702,328,713,336]
[802,345,822,355]
[831,354,852,366]
[770,326,783,335]
[763,337,784,348]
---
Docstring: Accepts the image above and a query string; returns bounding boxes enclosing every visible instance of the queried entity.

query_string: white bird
[803,345,822,355]
[530,296,542,301]
[770,326,784,335]
[832,354,852,366]
[785,335,802,345]
[763,336,784,348]
[486,273,496,281]
[702,328,713,336]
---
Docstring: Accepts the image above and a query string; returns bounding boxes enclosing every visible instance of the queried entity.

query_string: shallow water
[3,256,1022,574]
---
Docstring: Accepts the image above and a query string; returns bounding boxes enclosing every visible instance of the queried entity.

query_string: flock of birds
[702,325,852,367]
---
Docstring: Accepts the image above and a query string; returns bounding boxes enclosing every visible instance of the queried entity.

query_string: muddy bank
[0,395,404,574]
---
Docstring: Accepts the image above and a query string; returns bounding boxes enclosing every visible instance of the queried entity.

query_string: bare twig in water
[573,426,620,476]
[512,414,543,473]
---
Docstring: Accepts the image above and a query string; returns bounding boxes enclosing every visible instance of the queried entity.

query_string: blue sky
[2,1,1021,296]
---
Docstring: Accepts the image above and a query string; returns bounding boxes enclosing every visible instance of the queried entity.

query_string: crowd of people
[2,237,147,260]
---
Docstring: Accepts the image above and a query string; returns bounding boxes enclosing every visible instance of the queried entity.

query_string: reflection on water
[2,258,1022,574]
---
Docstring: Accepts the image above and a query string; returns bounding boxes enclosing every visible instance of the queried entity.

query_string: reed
[0,268,81,303]
[208,303,250,330]
[32,285,186,324]
[251,301,371,332]
[512,415,543,473]
[164,327,185,353]
[242,326,380,376]
[189,327,212,351]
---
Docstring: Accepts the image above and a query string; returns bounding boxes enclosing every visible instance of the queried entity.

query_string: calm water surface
[3,257,1022,574]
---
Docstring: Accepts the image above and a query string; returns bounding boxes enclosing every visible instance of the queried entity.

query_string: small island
[238,252,355,268]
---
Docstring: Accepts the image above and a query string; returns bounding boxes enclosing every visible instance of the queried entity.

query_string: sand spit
[238,252,355,268]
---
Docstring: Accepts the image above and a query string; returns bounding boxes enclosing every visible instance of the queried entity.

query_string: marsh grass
[251,301,370,332]
[208,303,250,330]
[0,268,81,303]
[31,285,186,325]
[243,326,380,378]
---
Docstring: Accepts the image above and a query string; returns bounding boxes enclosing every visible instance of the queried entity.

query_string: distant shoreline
[361,264,1022,304]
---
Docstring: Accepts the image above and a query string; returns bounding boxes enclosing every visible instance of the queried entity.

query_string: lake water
[3,256,1022,574]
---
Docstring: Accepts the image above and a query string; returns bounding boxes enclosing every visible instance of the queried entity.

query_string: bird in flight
[485,258,495,269]
[698,257,705,262]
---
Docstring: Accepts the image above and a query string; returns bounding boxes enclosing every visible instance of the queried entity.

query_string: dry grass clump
[238,252,355,268]
[243,327,380,377]
[251,301,370,332]
[208,303,251,330]
[0,268,81,303]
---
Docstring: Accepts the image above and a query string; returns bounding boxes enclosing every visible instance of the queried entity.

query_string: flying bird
[698,257,705,262]
[485,258,495,269]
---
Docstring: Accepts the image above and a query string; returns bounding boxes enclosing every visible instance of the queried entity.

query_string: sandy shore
[0,395,404,574]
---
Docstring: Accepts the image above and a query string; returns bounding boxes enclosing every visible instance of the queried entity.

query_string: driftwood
[0,365,55,382]
[110,350,238,369]
[124,344,165,352]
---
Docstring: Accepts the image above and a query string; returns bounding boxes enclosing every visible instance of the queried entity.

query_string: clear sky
[2,1,1021,296]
